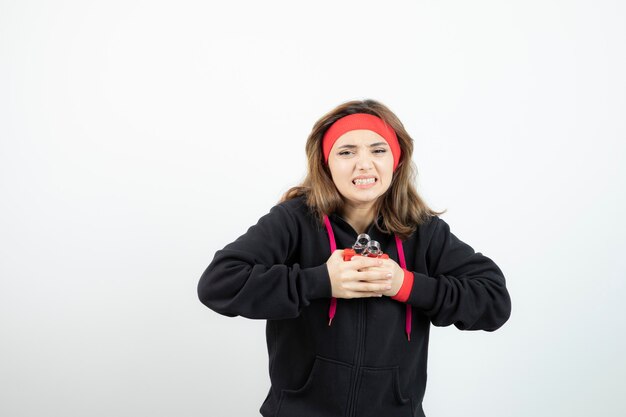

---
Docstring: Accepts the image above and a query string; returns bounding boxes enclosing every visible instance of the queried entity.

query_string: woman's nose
[355,152,374,170]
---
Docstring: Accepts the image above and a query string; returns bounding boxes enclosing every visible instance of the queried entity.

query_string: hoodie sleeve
[404,217,512,331]
[197,204,331,320]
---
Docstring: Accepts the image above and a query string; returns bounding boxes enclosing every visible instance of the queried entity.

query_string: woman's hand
[326,250,394,299]
[360,257,405,297]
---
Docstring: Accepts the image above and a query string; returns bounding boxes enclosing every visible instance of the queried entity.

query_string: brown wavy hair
[280,99,445,240]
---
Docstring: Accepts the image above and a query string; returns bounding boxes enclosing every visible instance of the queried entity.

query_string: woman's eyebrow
[337,142,389,149]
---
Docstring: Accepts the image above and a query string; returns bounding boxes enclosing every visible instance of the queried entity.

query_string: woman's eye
[373,149,387,154]
[338,151,353,156]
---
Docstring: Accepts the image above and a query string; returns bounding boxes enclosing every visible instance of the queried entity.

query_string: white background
[1,1,625,416]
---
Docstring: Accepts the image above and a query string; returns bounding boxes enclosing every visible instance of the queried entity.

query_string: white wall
[1,1,624,416]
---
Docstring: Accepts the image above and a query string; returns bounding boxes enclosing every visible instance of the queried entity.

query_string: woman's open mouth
[352,177,377,188]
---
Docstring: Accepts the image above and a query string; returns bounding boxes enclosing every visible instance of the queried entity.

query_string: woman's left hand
[358,257,405,298]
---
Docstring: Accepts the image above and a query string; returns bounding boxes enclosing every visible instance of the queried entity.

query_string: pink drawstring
[395,235,412,341]
[323,215,338,256]
[395,235,406,267]
[323,215,412,341]
[328,298,337,326]
[323,215,338,325]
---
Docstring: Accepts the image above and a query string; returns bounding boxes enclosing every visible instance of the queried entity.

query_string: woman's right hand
[325,250,393,299]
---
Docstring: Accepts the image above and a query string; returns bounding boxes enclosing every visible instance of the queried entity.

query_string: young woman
[198,99,512,417]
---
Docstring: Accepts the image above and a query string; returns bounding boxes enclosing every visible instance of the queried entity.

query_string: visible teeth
[354,178,376,185]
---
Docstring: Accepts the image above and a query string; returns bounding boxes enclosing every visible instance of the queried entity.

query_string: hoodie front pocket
[276,355,352,417]
[354,366,412,417]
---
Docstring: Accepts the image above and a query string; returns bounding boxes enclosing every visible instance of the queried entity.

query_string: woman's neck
[340,203,376,235]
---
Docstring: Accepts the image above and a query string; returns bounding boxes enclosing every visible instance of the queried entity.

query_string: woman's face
[327,129,394,210]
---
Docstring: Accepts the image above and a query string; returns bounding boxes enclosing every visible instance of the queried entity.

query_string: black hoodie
[198,196,511,417]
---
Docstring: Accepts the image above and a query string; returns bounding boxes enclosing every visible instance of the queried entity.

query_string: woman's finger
[343,280,392,293]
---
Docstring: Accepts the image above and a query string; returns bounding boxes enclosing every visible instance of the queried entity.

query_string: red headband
[322,113,401,171]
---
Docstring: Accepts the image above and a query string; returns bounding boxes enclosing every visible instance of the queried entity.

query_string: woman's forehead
[333,130,388,146]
